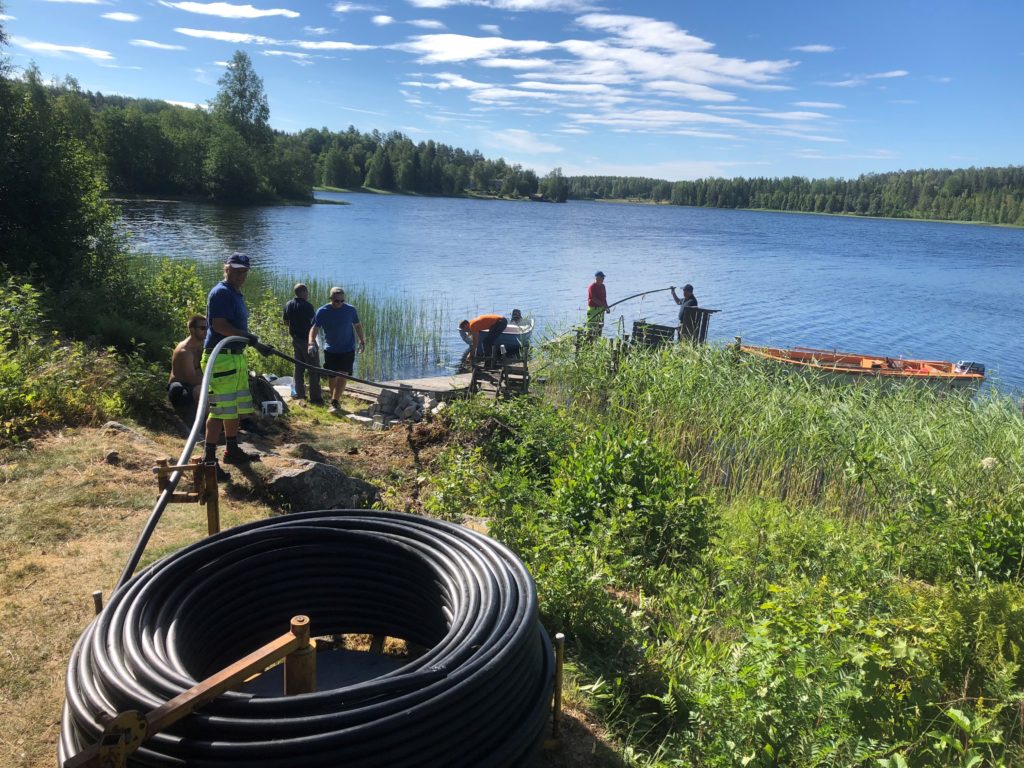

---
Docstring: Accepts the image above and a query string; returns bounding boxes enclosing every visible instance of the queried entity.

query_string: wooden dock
[346,373,473,403]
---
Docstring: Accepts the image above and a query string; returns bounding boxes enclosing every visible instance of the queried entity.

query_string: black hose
[60,510,554,767]
[264,344,437,394]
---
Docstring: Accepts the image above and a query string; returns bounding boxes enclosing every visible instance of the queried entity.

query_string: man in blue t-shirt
[309,287,366,414]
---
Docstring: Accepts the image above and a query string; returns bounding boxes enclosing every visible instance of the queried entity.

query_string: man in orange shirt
[459,313,508,364]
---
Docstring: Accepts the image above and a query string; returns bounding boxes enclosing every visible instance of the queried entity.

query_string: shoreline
[583,197,1021,228]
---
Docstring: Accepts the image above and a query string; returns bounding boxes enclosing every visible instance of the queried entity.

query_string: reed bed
[542,340,1024,518]
[127,254,451,382]
[254,274,450,381]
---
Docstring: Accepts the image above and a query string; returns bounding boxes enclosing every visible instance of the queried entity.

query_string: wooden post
[552,632,565,739]
[284,615,316,695]
[91,591,103,616]
[155,459,169,492]
[202,462,220,535]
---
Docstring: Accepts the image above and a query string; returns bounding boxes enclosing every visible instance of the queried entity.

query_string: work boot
[223,445,261,464]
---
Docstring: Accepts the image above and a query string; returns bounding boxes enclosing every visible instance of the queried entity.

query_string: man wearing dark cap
[671,283,699,341]
[201,253,261,475]
[586,270,610,338]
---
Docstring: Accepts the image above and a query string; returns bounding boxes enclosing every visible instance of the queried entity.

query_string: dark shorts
[167,381,195,408]
[324,350,355,378]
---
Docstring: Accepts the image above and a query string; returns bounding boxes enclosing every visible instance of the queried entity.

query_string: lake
[116,192,1024,390]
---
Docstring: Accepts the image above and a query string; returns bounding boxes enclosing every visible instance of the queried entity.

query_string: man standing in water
[310,287,365,414]
[202,253,263,476]
[671,283,699,341]
[586,270,610,338]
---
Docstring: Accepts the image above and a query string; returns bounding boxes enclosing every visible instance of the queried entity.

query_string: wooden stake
[91,591,103,616]
[284,615,316,695]
[552,633,565,739]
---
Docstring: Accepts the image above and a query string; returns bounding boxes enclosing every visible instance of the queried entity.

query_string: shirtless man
[167,314,207,424]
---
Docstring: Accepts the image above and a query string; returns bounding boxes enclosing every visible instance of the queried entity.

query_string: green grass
[423,342,1024,767]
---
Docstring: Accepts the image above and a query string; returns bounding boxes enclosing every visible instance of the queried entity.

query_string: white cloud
[409,0,590,8]
[38,0,102,3]
[372,15,394,25]
[175,28,279,44]
[821,77,864,87]
[644,80,738,102]
[889,98,918,105]
[791,44,834,53]
[489,128,563,154]
[569,109,747,130]
[929,75,952,83]
[296,39,376,50]
[479,24,501,34]
[761,110,828,121]
[555,126,589,134]
[332,2,374,11]
[561,158,757,181]
[11,36,113,60]
[165,99,208,109]
[261,49,314,65]
[397,34,554,63]
[304,26,331,35]
[575,14,715,52]
[0,13,15,20]
[409,19,446,29]
[479,57,551,69]
[794,101,844,109]
[823,69,909,87]
[103,12,141,22]
[132,39,187,50]
[160,2,300,19]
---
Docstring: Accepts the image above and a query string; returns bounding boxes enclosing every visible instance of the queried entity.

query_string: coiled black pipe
[60,510,553,767]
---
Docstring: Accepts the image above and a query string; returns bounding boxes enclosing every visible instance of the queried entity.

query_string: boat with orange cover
[739,344,985,390]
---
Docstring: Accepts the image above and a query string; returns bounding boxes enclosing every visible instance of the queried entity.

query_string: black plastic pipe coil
[59,510,554,767]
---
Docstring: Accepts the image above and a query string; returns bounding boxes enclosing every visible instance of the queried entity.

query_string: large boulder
[265,459,379,512]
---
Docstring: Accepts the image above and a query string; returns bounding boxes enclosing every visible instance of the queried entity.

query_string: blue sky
[4,0,1023,180]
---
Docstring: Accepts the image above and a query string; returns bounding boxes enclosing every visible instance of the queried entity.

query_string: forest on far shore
[10,46,1024,224]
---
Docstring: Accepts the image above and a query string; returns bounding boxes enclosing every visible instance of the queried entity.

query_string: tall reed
[542,341,1024,517]
[252,273,450,381]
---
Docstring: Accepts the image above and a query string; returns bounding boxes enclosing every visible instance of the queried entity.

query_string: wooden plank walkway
[346,373,473,403]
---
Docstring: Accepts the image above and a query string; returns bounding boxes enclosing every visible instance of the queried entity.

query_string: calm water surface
[116,193,1024,389]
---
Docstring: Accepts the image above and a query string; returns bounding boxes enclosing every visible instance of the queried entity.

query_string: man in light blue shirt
[309,286,365,413]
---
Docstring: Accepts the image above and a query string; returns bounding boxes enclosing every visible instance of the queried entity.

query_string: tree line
[566,167,1024,226]
[11,49,572,204]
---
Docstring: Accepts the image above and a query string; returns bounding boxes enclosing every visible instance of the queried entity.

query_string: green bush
[0,273,163,443]
[551,426,716,587]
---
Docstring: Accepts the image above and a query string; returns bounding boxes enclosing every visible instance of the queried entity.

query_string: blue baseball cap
[225,253,251,269]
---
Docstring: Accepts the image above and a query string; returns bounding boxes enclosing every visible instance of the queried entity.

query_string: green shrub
[550,426,716,587]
